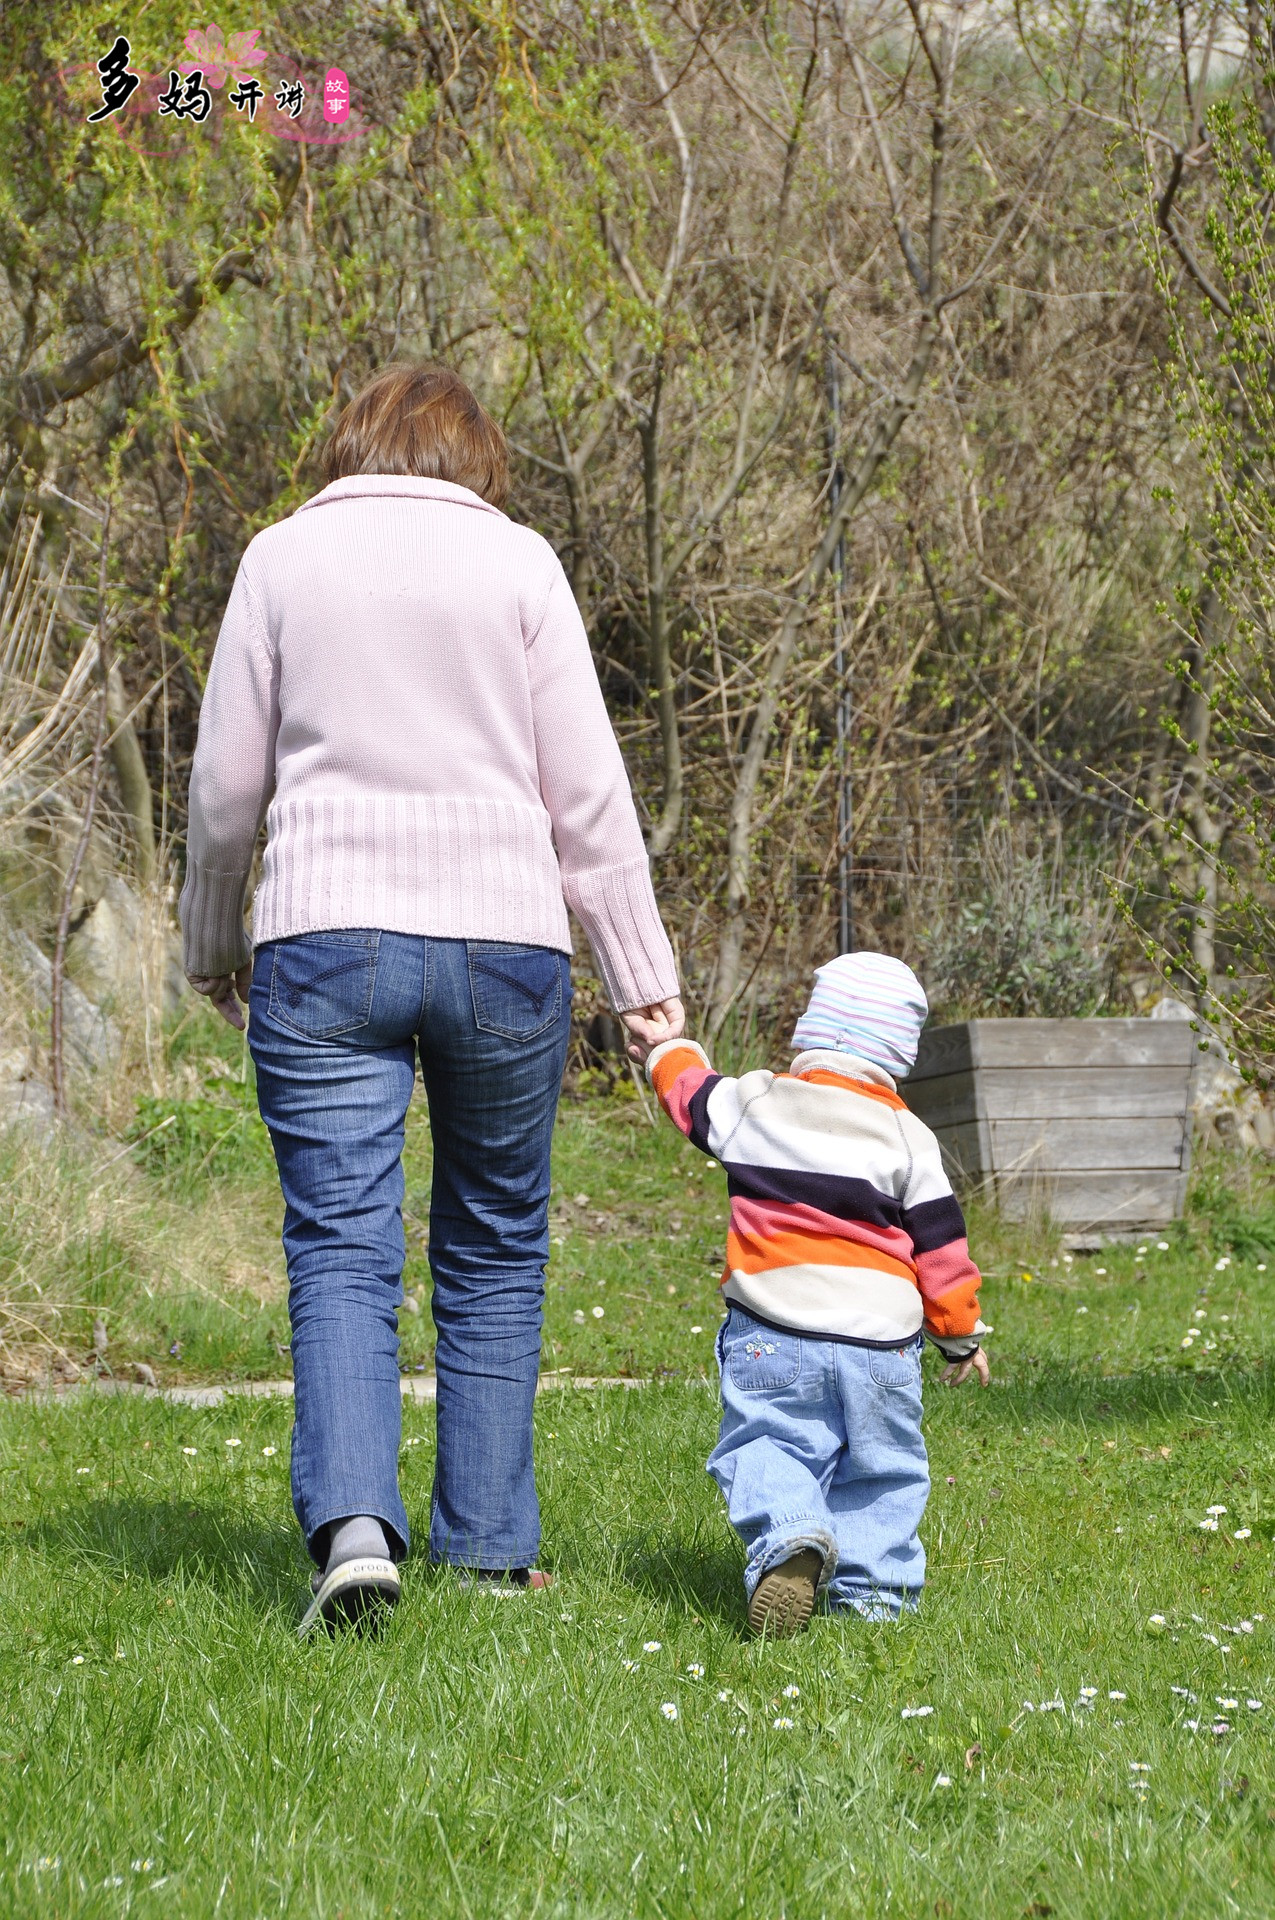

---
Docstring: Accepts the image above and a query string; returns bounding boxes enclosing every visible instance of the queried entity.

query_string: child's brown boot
[747,1548,822,1639]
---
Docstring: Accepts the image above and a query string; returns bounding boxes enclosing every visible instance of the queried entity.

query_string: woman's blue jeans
[248,931,571,1570]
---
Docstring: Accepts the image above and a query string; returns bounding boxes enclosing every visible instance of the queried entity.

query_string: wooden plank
[990,1169,1188,1228]
[906,1066,1192,1129]
[931,1122,986,1183]
[909,1026,975,1081]
[910,1017,1195,1083]
[932,1116,1187,1179]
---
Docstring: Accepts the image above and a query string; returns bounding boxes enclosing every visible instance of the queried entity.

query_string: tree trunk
[105,661,156,885]
[709,314,939,1036]
[641,368,684,859]
[1180,584,1231,1002]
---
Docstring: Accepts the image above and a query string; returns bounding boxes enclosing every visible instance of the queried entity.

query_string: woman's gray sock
[326,1515,391,1572]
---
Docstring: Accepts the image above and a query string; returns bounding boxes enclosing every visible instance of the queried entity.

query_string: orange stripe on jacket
[650,1043,714,1135]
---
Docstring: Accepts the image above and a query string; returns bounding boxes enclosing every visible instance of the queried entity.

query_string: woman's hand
[188,963,254,1032]
[621,996,685,1065]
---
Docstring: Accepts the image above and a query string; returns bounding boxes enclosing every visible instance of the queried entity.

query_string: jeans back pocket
[725,1321,802,1391]
[868,1340,922,1388]
[267,932,379,1039]
[467,941,565,1040]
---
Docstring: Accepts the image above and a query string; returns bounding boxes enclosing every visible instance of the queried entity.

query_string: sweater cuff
[925,1332,982,1361]
[178,858,253,978]
[565,856,679,1012]
[645,1037,710,1083]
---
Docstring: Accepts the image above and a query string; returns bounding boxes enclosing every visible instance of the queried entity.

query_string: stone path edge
[11,1374,661,1409]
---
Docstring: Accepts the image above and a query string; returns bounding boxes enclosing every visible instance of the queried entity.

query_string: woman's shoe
[298,1556,401,1637]
[747,1549,822,1639]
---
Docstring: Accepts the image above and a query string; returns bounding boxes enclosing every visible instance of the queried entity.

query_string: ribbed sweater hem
[181,794,679,1012]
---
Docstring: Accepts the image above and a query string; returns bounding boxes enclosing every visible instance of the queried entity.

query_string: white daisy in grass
[1234,1528,1252,1540]
[1039,1699,1065,1713]
[621,1659,639,1672]
[261,1446,277,1457]
[1211,1720,1232,1737]
[225,1437,241,1448]
[1207,1504,1227,1516]
[772,1716,794,1730]
[76,1467,90,1475]
[660,1703,679,1722]
[717,1690,731,1703]
[690,1325,703,1334]
[1109,1691,1126,1701]
[572,1311,585,1324]
[782,1684,800,1699]
[1157,1241,1169,1251]
[1199,1518,1219,1532]
[686,1664,705,1679]
[71,1655,84,1665]
[1094,1267,1107,1277]
[1240,1621,1255,1632]
[1217,1697,1239,1710]
[591,1306,605,1319]
[643,1641,662,1653]
[1129,1762,1151,1773]
[1171,1687,1196,1700]
[1247,1700,1263,1712]
[934,1774,952,1787]
[1148,1614,1167,1629]
[901,1705,933,1720]
[1078,1687,1098,1700]
[181,1447,197,1456]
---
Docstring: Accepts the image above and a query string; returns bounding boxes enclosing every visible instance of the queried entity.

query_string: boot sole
[747,1549,822,1640]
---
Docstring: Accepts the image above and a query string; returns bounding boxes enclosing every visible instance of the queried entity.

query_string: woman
[181,364,683,1633]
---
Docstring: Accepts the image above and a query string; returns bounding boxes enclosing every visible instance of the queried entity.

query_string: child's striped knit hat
[791,951,929,1079]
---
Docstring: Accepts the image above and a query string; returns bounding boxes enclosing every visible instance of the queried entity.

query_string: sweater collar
[298,475,506,516]
[789,1049,898,1092]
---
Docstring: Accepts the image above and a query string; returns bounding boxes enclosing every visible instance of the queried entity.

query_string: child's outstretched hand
[940,1349,990,1388]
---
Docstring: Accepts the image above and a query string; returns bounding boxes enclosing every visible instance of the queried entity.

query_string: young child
[638,952,988,1637]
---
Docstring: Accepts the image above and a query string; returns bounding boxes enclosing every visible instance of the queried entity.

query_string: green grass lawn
[4,1072,1275,1914]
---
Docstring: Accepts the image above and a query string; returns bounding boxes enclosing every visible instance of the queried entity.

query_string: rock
[1148,994,1275,1155]
[0,1047,56,1134]
[1,923,117,1072]
[66,874,186,1019]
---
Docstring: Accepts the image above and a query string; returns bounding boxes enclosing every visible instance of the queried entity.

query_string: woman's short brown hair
[322,363,510,508]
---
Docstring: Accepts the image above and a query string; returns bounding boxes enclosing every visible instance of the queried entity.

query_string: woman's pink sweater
[179,475,678,1012]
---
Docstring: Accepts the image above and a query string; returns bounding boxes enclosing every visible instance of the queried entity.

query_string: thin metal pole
[825,343,852,954]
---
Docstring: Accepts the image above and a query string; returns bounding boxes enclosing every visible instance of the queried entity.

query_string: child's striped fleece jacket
[646,1040,985,1358]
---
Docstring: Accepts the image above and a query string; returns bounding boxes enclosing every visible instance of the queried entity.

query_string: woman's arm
[526,559,681,1014]
[179,557,280,998]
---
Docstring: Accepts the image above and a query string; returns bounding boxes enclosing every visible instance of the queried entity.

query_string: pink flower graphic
[179,24,267,90]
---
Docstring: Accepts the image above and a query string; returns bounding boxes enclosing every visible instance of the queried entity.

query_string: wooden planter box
[904,1018,1195,1235]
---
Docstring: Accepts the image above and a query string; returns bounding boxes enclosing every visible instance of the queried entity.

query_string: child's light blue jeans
[708,1305,930,1619]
